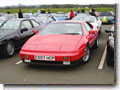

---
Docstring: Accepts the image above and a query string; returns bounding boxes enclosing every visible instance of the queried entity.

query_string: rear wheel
[99,27,101,34]
[94,37,99,48]
[4,41,15,57]
[81,46,91,64]
[106,51,114,66]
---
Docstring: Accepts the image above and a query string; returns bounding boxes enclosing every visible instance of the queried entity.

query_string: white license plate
[35,56,55,61]
[24,59,31,63]
[63,61,70,65]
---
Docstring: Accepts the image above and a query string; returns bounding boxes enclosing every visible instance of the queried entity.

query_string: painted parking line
[15,60,23,65]
[98,46,107,70]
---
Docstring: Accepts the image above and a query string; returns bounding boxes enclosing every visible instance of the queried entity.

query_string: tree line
[0,4,114,9]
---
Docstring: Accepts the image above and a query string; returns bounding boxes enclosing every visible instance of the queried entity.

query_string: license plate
[24,59,31,63]
[63,61,70,65]
[35,56,55,61]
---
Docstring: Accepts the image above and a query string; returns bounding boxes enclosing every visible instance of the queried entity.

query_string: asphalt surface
[0,24,114,84]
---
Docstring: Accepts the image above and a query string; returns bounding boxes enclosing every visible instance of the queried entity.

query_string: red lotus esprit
[20,21,99,66]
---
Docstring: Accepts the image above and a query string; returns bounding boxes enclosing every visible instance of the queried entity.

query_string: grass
[0,7,114,14]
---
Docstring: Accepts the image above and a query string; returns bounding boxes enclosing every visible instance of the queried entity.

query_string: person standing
[89,8,96,17]
[7,10,10,14]
[69,9,75,20]
[77,8,80,14]
[48,9,51,14]
[18,9,23,18]
[81,8,85,13]
[41,8,46,14]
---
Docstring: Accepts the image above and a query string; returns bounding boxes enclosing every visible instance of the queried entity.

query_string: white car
[31,15,56,27]
[72,15,102,33]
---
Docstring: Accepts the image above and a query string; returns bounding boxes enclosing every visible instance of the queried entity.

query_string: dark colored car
[105,24,114,66]
[99,11,114,24]
[0,18,41,57]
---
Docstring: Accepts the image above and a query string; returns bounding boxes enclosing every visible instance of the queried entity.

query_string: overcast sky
[0,0,115,7]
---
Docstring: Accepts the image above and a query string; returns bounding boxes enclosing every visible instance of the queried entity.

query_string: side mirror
[33,30,38,34]
[21,28,28,33]
[89,30,95,34]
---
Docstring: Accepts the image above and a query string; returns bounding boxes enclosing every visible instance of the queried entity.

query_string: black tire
[93,37,99,48]
[106,52,113,66]
[81,45,91,64]
[4,41,15,57]
[99,27,101,34]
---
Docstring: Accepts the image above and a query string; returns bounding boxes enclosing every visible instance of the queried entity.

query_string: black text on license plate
[35,56,55,61]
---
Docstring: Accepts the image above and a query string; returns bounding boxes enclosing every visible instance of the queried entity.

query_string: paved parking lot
[0,24,114,84]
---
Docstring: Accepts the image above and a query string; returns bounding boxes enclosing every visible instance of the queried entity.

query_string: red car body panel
[20,21,98,64]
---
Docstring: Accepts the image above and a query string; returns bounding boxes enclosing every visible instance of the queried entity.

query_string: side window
[84,24,89,34]
[31,20,40,27]
[21,20,32,29]
[84,23,91,31]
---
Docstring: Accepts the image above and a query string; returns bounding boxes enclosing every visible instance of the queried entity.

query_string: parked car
[99,11,114,24]
[0,19,7,27]
[31,15,56,27]
[76,13,92,16]
[0,12,5,17]
[52,12,69,21]
[33,13,40,17]
[0,14,17,19]
[0,18,41,57]
[105,24,114,66]
[23,13,33,18]
[72,16,102,33]
[20,21,99,66]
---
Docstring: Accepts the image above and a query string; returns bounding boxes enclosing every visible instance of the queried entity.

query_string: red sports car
[20,21,99,66]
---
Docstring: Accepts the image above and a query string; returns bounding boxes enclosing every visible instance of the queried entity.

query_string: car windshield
[0,20,20,30]
[72,16,95,23]
[100,12,113,16]
[38,23,82,35]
